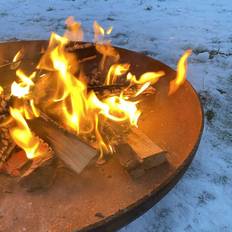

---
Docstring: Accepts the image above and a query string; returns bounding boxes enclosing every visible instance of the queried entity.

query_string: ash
[0,0,232,231]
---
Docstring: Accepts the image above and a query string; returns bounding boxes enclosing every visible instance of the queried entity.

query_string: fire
[9,68,41,159]
[93,21,113,41]
[2,18,191,161]
[36,32,143,158]
[93,21,119,70]
[9,107,41,159]
[105,63,130,85]
[12,48,24,63]
[169,49,192,95]
[11,48,24,70]
[127,71,165,85]
[11,70,36,98]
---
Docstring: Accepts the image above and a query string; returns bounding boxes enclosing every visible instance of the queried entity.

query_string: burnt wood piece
[28,114,97,174]
[117,128,167,178]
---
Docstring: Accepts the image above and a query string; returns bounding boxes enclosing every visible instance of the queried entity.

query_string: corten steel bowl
[0,41,203,232]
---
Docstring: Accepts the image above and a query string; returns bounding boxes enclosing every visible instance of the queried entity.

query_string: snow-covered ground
[1,0,232,231]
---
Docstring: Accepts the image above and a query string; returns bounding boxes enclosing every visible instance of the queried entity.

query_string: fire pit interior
[0,24,203,232]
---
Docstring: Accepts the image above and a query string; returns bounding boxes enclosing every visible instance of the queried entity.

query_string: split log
[117,127,167,178]
[28,114,97,174]
[128,128,167,169]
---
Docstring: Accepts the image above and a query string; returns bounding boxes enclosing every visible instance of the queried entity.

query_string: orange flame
[11,70,36,98]
[0,85,3,95]
[9,69,41,158]
[9,107,41,159]
[127,71,165,85]
[93,21,119,70]
[36,31,143,157]
[105,63,130,85]
[11,48,24,70]
[169,49,192,95]
[12,48,24,63]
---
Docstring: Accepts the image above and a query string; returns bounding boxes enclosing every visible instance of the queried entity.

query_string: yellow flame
[23,100,40,120]
[106,26,113,35]
[9,107,41,159]
[0,85,3,95]
[105,63,130,85]
[12,48,24,63]
[127,71,165,85]
[9,67,40,158]
[169,49,192,95]
[93,21,119,70]
[10,48,25,70]
[11,70,36,98]
[93,21,105,41]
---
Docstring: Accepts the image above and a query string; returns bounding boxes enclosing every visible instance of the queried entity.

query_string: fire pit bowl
[0,41,203,232]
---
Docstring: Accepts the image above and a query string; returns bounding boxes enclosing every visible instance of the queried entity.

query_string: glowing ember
[1,18,191,160]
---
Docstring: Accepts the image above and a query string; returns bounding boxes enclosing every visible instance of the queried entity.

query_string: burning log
[28,114,97,174]
[117,128,167,178]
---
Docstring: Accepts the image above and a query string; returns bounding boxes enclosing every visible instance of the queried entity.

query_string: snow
[1,0,232,231]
